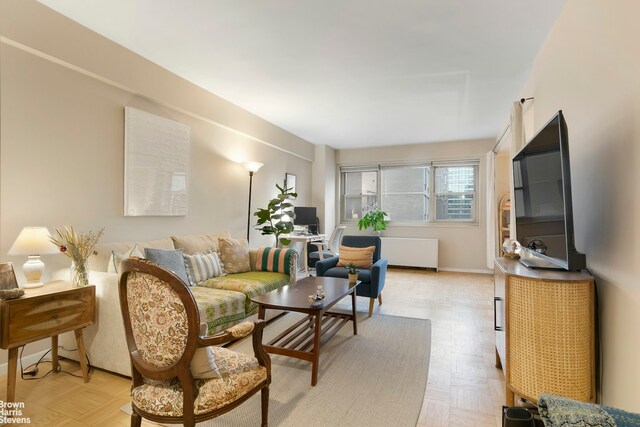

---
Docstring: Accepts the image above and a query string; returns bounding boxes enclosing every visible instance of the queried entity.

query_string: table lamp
[8,227,58,288]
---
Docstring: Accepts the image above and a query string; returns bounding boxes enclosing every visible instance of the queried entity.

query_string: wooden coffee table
[251,276,360,386]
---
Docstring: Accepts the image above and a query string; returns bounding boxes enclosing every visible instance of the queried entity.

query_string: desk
[0,281,95,402]
[284,234,326,276]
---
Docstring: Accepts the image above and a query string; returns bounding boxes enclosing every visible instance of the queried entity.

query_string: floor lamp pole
[247,171,254,242]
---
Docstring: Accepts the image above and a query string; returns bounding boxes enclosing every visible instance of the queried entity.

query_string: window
[434,164,477,221]
[381,165,430,222]
[340,161,478,224]
[341,168,378,222]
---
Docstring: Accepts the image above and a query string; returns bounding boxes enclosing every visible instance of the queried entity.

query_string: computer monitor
[294,207,317,233]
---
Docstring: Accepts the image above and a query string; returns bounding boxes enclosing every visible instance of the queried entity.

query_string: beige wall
[337,138,496,272]
[520,0,640,410]
[0,0,314,364]
[312,145,337,235]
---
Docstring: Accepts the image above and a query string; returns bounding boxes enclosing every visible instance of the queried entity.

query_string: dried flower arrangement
[50,226,104,287]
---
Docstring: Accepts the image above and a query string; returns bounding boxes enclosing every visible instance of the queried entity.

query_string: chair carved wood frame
[118,258,271,427]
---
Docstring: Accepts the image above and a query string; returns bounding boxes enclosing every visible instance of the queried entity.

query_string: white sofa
[56,232,296,377]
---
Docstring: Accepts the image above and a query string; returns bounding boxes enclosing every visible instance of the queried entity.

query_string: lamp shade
[8,227,58,255]
[242,161,264,173]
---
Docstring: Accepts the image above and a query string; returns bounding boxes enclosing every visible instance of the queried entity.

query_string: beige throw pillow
[190,347,221,379]
[337,245,376,269]
[171,231,231,255]
[218,238,251,274]
[107,245,144,274]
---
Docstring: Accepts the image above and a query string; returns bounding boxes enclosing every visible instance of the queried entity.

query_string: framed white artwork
[124,107,191,216]
[285,173,297,193]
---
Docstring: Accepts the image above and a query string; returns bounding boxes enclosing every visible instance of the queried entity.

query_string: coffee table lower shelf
[264,312,352,362]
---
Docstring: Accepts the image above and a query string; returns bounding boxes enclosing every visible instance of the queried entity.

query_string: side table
[0,281,96,402]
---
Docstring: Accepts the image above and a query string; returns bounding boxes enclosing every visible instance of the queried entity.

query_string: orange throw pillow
[337,245,376,269]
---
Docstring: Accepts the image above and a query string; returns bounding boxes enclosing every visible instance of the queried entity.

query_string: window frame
[432,163,479,223]
[339,160,479,226]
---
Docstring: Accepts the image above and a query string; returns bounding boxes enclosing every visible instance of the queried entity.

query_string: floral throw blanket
[538,394,640,427]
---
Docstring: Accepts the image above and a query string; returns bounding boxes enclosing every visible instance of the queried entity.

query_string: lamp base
[22,281,44,289]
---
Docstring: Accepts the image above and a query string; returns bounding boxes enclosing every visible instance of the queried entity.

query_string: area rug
[122,312,431,427]
[211,312,430,426]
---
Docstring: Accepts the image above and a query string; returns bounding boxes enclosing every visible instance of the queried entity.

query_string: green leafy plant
[346,262,358,275]
[357,204,389,232]
[254,180,297,246]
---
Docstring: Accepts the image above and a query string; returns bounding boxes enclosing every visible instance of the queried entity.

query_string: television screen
[512,111,585,271]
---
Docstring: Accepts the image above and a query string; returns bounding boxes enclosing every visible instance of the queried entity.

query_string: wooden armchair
[118,258,271,427]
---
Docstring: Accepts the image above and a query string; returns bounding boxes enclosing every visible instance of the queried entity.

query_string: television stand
[494,258,595,405]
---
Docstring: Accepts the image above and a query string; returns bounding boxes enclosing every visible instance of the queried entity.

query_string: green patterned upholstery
[199,271,290,315]
[190,287,246,335]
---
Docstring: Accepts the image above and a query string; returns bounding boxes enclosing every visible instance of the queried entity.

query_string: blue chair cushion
[321,267,371,284]
[309,250,334,260]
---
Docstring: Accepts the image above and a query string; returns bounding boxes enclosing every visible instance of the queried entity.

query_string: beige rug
[123,312,431,427]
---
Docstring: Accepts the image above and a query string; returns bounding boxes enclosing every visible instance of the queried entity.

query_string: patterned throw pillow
[255,247,295,275]
[144,248,190,286]
[108,245,144,274]
[183,252,224,286]
[218,238,251,274]
[337,245,376,269]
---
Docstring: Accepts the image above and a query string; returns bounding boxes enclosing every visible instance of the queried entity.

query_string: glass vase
[70,259,89,288]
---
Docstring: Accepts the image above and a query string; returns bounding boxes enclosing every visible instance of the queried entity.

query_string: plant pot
[348,273,358,284]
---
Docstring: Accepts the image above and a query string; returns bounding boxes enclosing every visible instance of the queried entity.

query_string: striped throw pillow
[255,247,295,275]
[183,252,224,286]
[337,245,376,269]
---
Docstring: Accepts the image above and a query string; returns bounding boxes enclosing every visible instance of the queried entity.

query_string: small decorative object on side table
[0,263,24,300]
[50,226,104,287]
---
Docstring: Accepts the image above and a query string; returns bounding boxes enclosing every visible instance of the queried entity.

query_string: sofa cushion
[190,287,246,335]
[322,266,371,284]
[337,245,376,269]
[136,237,176,252]
[108,245,144,274]
[183,252,224,286]
[144,248,190,286]
[199,271,290,314]
[172,231,231,255]
[255,247,295,275]
[89,241,135,272]
[218,238,251,274]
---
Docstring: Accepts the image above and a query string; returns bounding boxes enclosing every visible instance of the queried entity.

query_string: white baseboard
[438,267,494,274]
[0,349,50,376]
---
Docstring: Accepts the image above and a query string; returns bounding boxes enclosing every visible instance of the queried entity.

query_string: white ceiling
[38,0,565,149]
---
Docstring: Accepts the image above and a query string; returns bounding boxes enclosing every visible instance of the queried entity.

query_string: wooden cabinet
[494,258,595,405]
[0,281,95,402]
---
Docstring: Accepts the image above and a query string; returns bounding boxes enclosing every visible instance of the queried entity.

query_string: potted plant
[346,262,358,284]
[358,204,389,234]
[254,180,297,246]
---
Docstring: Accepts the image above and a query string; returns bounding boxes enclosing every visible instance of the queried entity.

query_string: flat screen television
[512,110,586,271]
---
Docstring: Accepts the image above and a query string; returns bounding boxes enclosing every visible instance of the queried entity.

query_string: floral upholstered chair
[118,258,271,427]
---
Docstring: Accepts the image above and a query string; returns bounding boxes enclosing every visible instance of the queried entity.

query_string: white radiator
[381,237,438,271]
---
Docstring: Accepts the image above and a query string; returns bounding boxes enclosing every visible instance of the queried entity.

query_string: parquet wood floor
[0,268,505,426]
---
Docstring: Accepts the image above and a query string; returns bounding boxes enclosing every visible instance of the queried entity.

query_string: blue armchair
[315,235,387,316]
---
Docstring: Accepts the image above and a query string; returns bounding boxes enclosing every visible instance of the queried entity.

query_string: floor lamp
[243,161,264,242]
